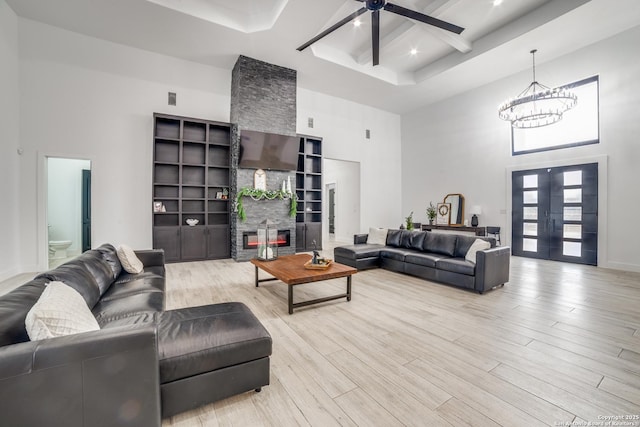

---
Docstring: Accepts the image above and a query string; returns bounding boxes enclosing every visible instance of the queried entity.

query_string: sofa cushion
[101,275,165,302]
[400,230,414,248]
[25,282,100,341]
[95,243,123,279]
[157,303,272,383]
[92,292,164,326]
[386,229,403,247]
[454,235,495,258]
[35,263,102,309]
[436,258,476,276]
[380,248,414,262]
[405,252,445,268]
[465,239,491,263]
[80,250,118,295]
[366,227,388,245]
[410,231,427,250]
[0,278,48,346]
[334,244,383,260]
[423,232,457,257]
[117,245,144,274]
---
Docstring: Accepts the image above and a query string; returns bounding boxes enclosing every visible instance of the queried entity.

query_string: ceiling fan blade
[372,10,380,66]
[297,7,368,51]
[384,2,464,34]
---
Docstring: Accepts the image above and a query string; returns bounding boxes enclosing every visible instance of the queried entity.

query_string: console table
[421,224,486,236]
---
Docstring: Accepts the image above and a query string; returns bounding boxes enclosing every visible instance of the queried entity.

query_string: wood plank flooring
[161,251,640,427]
[2,247,639,426]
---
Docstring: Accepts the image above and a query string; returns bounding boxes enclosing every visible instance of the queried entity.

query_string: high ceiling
[6,0,640,114]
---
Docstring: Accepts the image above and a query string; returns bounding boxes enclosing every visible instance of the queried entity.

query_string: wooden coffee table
[250,253,357,314]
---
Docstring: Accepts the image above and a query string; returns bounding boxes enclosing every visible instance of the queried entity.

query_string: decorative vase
[429,219,434,225]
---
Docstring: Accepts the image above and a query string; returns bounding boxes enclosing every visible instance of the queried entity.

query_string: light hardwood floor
[3,250,639,426]
[160,251,640,427]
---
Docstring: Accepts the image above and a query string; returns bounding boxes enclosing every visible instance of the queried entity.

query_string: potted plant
[426,202,437,225]
[405,211,414,230]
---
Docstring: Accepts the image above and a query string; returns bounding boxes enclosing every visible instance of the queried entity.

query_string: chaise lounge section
[335,229,510,293]
[0,243,272,426]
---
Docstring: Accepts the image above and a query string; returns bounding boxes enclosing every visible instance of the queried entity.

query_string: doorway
[512,163,597,265]
[46,157,92,268]
[328,185,336,235]
[323,159,361,244]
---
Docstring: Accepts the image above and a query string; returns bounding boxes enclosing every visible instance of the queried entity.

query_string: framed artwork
[216,192,223,199]
[436,203,451,225]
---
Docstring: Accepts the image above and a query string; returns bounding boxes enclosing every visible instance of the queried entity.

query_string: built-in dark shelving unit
[152,113,231,262]
[296,135,323,252]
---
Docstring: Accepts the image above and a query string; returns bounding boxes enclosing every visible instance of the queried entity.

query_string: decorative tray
[304,259,333,270]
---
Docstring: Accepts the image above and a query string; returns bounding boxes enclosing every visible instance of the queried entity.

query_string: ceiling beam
[353,0,468,65]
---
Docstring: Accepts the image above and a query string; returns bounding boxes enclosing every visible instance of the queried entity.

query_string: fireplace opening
[243,229,291,250]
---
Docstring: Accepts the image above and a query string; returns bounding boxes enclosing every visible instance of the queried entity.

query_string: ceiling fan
[296,0,465,66]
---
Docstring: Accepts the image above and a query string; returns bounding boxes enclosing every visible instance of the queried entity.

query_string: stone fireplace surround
[230,56,298,261]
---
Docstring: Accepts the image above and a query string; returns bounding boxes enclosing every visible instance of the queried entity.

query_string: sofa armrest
[0,325,161,427]
[135,249,165,268]
[354,234,368,244]
[475,246,511,293]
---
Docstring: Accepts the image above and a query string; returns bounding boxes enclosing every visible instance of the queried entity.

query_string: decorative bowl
[185,218,199,226]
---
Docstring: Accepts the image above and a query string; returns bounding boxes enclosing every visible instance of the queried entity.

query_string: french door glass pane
[523,223,538,236]
[564,206,582,221]
[563,224,582,239]
[523,207,538,220]
[564,188,582,203]
[523,238,538,252]
[564,170,582,186]
[563,241,582,257]
[523,190,538,204]
[523,175,538,188]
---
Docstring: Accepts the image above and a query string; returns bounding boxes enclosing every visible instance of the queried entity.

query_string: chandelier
[498,49,577,128]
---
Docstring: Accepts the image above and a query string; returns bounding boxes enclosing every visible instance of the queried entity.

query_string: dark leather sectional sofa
[0,244,272,426]
[334,229,510,293]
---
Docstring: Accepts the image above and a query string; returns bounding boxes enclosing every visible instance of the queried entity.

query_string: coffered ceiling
[6,0,640,113]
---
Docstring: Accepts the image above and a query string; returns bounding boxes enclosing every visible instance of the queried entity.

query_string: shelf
[183,142,206,165]
[209,125,230,145]
[155,140,179,163]
[153,114,231,262]
[183,121,206,142]
[154,186,179,198]
[155,117,180,139]
[182,166,205,185]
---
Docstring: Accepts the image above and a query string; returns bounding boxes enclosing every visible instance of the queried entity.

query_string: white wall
[17,18,231,270]
[402,25,640,272]
[14,18,403,272]
[297,88,402,232]
[47,158,91,256]
[0,1,20,281]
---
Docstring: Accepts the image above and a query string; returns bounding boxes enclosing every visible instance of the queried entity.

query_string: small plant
[426,202,437,224]
[405,211,414,230]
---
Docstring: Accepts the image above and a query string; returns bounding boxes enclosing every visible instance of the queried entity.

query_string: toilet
[49,240,72,259]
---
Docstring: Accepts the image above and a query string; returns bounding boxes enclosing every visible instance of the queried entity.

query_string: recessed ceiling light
[410,48,418,56]
[493,0,503,6]
[354,19,362,27]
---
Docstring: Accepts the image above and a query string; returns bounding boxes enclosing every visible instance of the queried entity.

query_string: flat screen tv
[238,130,299,171]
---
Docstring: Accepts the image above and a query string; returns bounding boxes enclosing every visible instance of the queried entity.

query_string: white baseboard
[0,266,20,283]
[602,261,640,273]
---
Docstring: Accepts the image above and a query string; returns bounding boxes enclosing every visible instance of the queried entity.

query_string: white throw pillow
[25,281,100,341]
[367,227,388,245]
[465,239,491,264]
[117,244,144,274]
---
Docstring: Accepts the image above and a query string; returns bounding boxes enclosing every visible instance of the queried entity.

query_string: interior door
[81,169,91,252]
[512,163,597,265]
[328,188,335,234]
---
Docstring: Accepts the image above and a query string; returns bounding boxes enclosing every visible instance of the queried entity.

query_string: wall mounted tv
[238,130,299,171]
